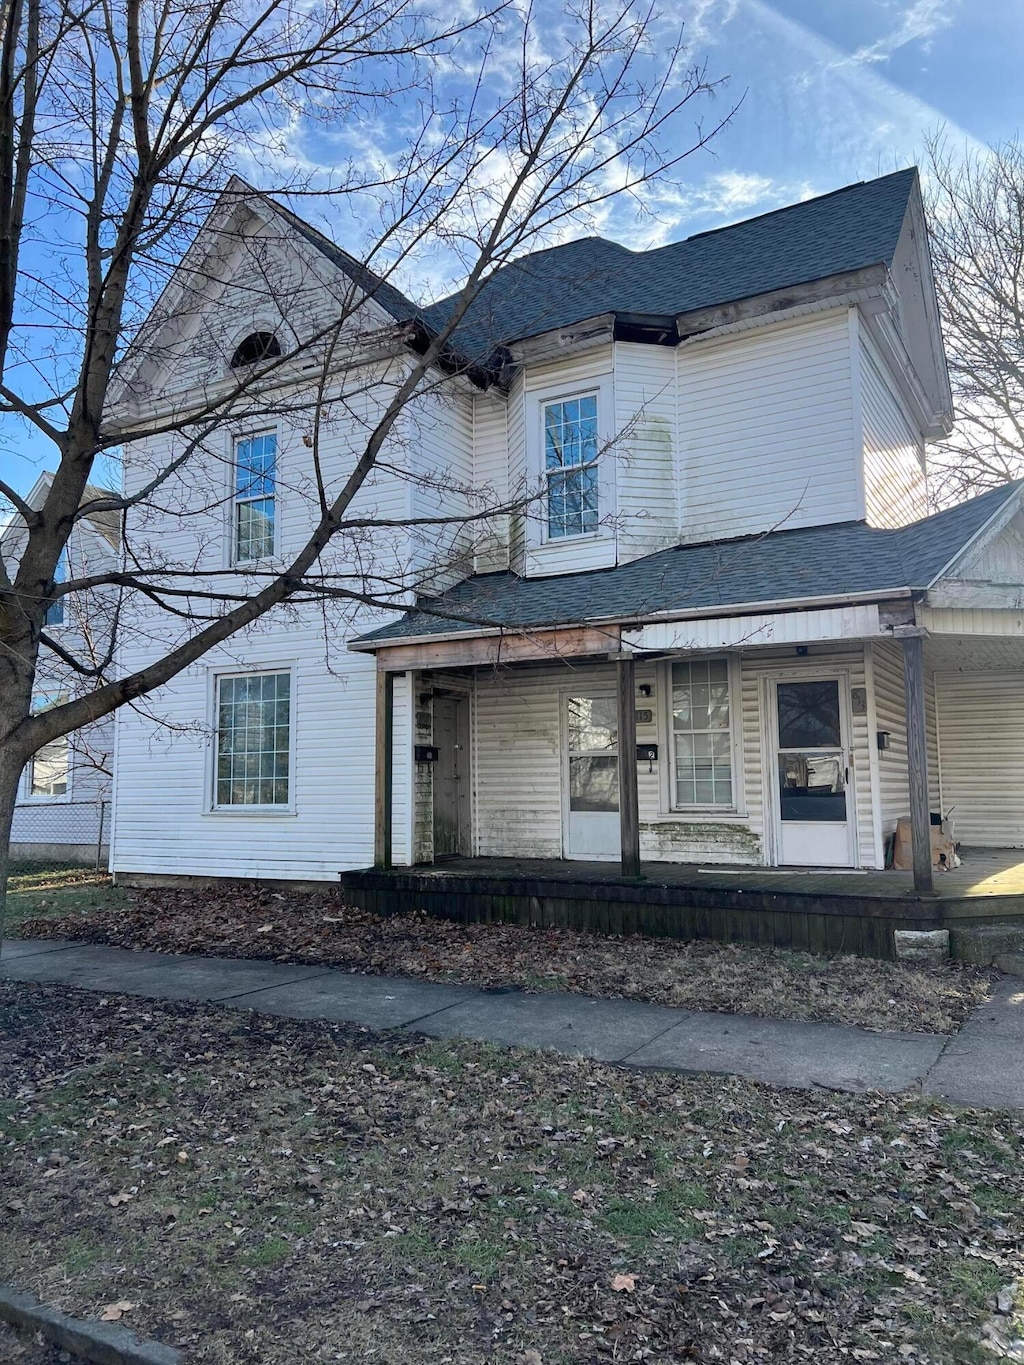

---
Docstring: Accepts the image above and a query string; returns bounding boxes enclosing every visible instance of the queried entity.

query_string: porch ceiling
[925,634,1024,671]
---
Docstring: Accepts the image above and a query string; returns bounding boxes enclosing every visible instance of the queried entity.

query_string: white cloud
[849,0,958,66]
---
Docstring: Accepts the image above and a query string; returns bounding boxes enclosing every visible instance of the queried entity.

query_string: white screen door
[774,678,853,867]
[564,693,619,859]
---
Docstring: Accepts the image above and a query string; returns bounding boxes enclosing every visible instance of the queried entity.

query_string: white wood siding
[473,391,510,571]
[869,639,941,843]
[111,640,414,878]
[859,326,927,528]
[871,639,910,839]
[677,311,861,544]
[936,672,1024,846]
[408,385,475,594]
[614,343,678,562]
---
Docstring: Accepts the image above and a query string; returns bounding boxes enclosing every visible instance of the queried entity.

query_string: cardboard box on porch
[892,817,957,871]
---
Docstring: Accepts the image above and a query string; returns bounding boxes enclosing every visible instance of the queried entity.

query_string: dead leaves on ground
[0,980,1021,1364]
[18,881,991,1034]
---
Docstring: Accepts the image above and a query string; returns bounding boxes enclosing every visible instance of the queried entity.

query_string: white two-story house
[107,167,1024,911]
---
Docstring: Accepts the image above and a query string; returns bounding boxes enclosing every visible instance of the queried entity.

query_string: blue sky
[1,0,1016,497]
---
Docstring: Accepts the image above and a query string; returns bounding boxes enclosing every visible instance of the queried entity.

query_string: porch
[340,848,1024,961]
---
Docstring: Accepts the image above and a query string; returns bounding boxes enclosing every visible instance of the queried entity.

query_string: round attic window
[229,331,282,368]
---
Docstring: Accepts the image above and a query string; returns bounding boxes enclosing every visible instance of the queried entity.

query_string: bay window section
[214,671,291,809]
[671,659,733,808]
[545,394,599,538]
[234,432,276,563]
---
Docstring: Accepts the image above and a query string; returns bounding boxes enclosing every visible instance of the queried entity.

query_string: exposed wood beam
[374,669,395,869]
[371,625,621,672]
[897,630,934,896]
[616,654,641,880]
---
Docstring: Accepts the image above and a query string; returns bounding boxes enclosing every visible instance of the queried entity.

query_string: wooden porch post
[374,668,395,869]
[896,628,934,896]
[616,653,641,879]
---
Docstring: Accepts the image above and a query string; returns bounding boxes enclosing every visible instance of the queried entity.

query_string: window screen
[215,671,291,807]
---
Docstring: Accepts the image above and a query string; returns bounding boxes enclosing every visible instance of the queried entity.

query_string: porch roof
[352,483,1019,649]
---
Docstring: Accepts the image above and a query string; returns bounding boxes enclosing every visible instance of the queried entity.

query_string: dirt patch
[17,880,992,1034]
[2,980,1022,1364]
[0,1321,81,1363]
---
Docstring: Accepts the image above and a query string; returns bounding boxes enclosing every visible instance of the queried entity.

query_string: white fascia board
[622,604,883,653]
[349,589,910,653]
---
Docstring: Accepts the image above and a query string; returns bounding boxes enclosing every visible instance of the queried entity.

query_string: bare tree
[0,0,733,919]
[925,134,1024,504]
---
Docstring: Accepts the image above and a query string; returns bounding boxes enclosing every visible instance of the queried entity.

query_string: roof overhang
[351,586,917,668]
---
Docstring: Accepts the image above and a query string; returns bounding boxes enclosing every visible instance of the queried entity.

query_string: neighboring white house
[106,167,1024,891]
[6,474,120,863]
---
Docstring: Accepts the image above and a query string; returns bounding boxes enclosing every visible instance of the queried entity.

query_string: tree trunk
[0,744,24,960]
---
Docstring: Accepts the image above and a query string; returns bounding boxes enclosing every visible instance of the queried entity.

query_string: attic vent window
[230,331,281,368]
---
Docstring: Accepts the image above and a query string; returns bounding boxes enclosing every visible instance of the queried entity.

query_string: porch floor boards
[395,847,1024,903]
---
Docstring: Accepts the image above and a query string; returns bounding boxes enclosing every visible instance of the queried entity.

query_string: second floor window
[234,432,276,563]
[545,394,599,539]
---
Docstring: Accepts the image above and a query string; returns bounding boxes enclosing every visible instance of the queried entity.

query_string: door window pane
[567,696,617,754]
[778,753,846,822]
[569,755,619,811]
[777,681,841,749]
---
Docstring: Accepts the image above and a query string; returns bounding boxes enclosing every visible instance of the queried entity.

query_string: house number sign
[635,708,653,725]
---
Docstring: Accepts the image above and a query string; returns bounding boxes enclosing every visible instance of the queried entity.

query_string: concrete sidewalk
[2,937,1022,1109]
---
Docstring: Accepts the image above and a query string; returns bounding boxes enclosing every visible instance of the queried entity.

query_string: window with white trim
[25,694,69,799]
[670,659,733,808]
[214,671,291,808]
[233,432,276,563]
[544,393,599,538]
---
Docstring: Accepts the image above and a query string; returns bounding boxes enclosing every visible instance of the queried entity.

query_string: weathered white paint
[936,671,1024,846]
[868,638,941,844]
[614,343,678,562]
[858,323,927,527]
[920,606,1024,636]
[623,604,881,654]
[472,390,510,571]
[470,643,878,868]
[676,311,861,543]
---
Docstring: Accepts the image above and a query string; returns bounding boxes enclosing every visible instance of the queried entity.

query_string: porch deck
[339,848,1024,960]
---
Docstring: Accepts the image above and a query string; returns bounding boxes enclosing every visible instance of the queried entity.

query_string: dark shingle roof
[354,483,1019,646]
[417,168,918,361]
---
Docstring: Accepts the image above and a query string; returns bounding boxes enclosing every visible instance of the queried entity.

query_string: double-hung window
[214,671,292,809]
[671,659,733,808]
[544,394,599,538]
[25,694,69,799]
[234,432,276,563]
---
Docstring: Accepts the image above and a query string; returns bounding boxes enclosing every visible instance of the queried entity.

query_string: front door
[564,693,619,859]
[433,696,469,858]
[773,678,853,867]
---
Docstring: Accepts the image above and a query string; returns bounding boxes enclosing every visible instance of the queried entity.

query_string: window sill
[205,807,298,818]
[18,796,73,805]
[655,810,747,822]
